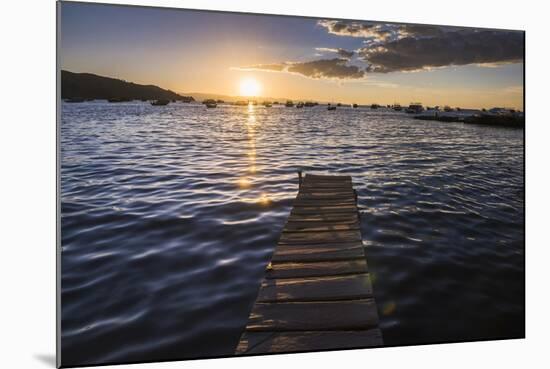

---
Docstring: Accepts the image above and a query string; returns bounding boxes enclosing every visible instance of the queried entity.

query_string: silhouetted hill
[61,70,194,102]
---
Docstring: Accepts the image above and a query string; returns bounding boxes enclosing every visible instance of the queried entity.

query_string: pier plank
[271,244,365,262]
[257,273,373,302]
[265,259,368,279]
[236,329,383,354]
[245,299,379,331]
[279,230,362,244]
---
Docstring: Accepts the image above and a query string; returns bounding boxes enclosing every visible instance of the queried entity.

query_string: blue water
[60,101,524,366]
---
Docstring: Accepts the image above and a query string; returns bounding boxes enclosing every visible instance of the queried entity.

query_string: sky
[60,2,524,109]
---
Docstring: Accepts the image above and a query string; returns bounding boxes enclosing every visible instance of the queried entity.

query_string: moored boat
[202,99,217,108]
[108,97,132,103]
[65,97,85,103]
[285,100,294,107]
[151,99,170,106]
[406,103,424,114]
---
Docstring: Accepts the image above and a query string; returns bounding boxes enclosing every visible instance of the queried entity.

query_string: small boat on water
[296,102,304,108]
[336,103,342,107]
[65,97,85,103]
[327,104,337,111]
[108,97,132,103]
[406,103,424,114]
[352,103,358,108]
[151,99,170,106]
[202,99,217,108]
[285,100,294,107]
[304,102,317,107]
[371,104,380,109]
[262,101,272,107]
[392,104,402,111]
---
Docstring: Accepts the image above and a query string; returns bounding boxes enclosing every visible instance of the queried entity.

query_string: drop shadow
[34,353,56,367]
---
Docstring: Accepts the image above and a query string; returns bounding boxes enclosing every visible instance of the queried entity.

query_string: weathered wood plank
[294,198,356,205]
[271,243,365,262]
[287,214,359,223]
[279,230,362,244]
[266,259,368,279]
[305,174,352,181]
[257,273,373,302]
[245,299,380,331]
[283,221,360,232]
[291,205,358,214]
[236,329,383,354]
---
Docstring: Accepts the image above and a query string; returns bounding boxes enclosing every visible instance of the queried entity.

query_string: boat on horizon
[352,103,358,108]
[296,102,304,108]
[327,104,337,111]
[108,97,132,103]
[392,103,402,111]
[406,103,424,114]
[202,99,218,108]
[285,100,294,107]
[65,97,85,103]
[151,99,170,106]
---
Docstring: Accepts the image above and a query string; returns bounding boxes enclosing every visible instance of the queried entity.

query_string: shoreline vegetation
[62,70,524,128]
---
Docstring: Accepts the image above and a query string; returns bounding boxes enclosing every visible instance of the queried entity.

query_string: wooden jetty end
[235,173,383,355]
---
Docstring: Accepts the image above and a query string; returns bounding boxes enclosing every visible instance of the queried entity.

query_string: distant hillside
[61,70,194,101]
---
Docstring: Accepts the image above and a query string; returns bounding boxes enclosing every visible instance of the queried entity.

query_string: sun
[239,78,261,97]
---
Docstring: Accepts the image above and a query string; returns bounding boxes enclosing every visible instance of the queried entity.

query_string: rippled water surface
[61,102,524,366]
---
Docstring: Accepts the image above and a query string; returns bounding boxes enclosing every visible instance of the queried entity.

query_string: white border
[2,0,548,368]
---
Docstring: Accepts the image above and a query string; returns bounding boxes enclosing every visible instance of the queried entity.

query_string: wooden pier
[235,173,383,355]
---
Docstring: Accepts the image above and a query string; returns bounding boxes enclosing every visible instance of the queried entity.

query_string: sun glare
[240,78,261,97]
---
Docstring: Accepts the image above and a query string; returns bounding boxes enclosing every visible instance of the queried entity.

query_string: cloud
[359,30,524,73]
[318,20,523,73]
[315,47,354,59]
[236,58,366,79]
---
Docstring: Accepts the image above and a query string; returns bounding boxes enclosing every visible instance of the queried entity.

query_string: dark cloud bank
[239,20,523,80]
[241,58,365,79]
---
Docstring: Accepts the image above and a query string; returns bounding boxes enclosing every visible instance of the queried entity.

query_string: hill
[61,70,194,102]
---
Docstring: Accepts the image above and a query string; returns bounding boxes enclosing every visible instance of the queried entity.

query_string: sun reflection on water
[235,104,272,205]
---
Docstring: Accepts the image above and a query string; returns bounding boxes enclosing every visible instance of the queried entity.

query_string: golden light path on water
[238,103,271,206]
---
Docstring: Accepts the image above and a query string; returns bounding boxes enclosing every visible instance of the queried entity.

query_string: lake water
[60,101,524,366]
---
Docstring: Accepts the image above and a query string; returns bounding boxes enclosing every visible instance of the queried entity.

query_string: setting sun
[239,78,261,97]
